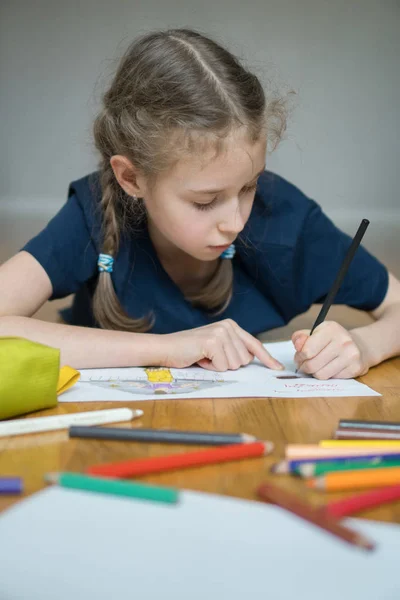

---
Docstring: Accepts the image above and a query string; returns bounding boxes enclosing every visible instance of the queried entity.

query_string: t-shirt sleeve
[22,193,99,300]
[294,199,389,313]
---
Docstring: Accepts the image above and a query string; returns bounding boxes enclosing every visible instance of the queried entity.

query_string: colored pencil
[70,426,256,446]
[321,440,400,448]
[257,482,374,551]
[45,472,179,504]
[322,485,400,518]
[296,218,369,373]
[339,419,400,431]
[0,408,142,438]
[334,428,400,440]
[0,477,23,495]
[296,459,400,478]
[87,441,273,478]
[271,453,400,474]
[285,444,400,460]
[308,466,400,492]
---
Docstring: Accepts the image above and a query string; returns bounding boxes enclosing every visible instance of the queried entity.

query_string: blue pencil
[271,453,400,474]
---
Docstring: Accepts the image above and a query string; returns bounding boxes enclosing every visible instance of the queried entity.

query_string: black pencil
[335,427,400,440]
[296,218,370,373]
[69,426,256,445]
[339,419,400,432]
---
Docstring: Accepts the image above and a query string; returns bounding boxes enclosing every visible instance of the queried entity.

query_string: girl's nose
[218,205,245,234]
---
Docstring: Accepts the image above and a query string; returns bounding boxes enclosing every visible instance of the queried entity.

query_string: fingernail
[274,362,285,370]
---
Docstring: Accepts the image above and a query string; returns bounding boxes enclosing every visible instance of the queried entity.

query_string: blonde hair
[92,28,289,332]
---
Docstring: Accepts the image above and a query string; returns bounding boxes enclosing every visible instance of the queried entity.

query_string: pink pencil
[285,445,400,460]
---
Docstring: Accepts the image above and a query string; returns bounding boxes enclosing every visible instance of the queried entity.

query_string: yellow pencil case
[0,337,61,420]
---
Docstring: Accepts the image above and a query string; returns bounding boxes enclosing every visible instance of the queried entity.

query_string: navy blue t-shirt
[23,171,389,335]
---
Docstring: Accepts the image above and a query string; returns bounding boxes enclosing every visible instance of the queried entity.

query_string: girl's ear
[110,155,148,198]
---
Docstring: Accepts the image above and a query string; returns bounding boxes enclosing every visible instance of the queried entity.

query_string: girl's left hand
[292,321,371,380]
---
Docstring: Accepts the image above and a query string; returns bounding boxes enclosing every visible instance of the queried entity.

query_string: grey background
[1,0,399,275]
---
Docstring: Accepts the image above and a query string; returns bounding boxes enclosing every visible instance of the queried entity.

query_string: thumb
[292,330,310,352]
[196,358,217,371]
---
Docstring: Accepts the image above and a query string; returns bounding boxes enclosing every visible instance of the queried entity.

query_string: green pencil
[296,458,400,478]
[45,472,179,504]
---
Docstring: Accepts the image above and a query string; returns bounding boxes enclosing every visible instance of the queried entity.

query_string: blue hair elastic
[98,253,114,273]
[220,244,236,259]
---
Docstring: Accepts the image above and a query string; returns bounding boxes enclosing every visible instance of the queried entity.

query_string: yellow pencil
[320,440,400,449]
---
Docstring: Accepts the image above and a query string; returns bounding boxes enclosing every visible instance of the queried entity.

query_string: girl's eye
[193,182,257,211]
[193,198,218,211]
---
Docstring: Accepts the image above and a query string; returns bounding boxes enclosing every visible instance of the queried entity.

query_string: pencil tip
[270,461,288,474]
[242,434,257,443]
[298,464,314,478]
[357,534,376,551]
[263,441,274,455]
[44,473,58,485]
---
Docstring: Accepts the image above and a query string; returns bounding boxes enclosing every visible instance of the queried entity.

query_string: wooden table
[1,357,400,521]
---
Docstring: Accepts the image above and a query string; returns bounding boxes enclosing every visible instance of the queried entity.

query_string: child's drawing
[86,367,233,396]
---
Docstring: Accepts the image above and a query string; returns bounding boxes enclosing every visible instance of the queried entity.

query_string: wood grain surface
[1,356,399,522]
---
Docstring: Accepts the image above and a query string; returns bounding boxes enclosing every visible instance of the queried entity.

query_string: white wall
[1,0,399,223]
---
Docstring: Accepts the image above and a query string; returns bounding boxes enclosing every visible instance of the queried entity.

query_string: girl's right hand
[159,319,284,371]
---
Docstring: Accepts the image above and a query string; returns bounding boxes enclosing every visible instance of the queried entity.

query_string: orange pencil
[257,482,374,551]
[87,441,273,478]
[308,466,400,492]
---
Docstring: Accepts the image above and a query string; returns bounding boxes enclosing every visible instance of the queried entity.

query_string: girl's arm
[0,252,281,371]
[350,272,400,366]
[293,272,400,379]
[0,252,167,368]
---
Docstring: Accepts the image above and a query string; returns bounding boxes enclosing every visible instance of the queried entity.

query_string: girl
[0,29,399,378]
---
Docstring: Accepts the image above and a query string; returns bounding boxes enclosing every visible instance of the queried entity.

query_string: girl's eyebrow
[188,164,266,195]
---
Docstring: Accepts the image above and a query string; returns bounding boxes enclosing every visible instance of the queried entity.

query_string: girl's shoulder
[68,171,101,201]
[67,171,111,250]
[68,170,102,219]
[244,170,317,250]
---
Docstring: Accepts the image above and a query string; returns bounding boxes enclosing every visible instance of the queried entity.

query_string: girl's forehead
[167,134,267,189]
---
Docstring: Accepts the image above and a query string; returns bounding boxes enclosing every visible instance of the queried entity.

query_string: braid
[92,161,152,332]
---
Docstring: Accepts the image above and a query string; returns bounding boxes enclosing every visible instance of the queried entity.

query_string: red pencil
[87,441,273,478]
[322,484,400,518]
[257,482,375,551]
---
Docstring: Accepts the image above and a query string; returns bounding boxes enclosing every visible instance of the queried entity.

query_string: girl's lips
[209,244,231,251]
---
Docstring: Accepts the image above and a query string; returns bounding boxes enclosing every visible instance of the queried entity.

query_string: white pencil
[0,408,143,438]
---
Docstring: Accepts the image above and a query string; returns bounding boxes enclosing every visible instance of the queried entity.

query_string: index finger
[235,328,284,370]
[299,326,331,361]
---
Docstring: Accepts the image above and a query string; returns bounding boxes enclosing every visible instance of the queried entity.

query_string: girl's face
[141,132,267,261]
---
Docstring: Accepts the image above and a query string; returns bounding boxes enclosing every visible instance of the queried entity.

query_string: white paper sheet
[60,341,379,401]
[0,487,398,600]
